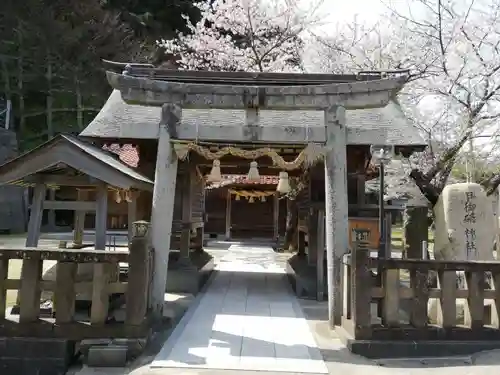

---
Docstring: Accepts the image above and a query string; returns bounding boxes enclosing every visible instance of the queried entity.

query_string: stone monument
[429,183,495,323]
[434,183,495,262]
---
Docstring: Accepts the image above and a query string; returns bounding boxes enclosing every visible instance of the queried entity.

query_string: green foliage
[102,0,202,40]
[0,0,201,151]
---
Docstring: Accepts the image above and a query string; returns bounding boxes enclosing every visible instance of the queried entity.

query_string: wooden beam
[26,174,99,187]
[43,200,97,211]
[174,123,326,144]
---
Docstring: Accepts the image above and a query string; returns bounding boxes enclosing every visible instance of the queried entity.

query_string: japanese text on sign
[463,191,478,259]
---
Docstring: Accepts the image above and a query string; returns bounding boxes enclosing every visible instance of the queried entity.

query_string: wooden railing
[342,240,500,341]
[0,234,151,340]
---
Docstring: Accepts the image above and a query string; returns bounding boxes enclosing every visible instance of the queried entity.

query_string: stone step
[0,338,74,375]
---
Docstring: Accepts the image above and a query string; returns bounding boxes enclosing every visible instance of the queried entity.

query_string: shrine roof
[80,90,426,148]
[0,134,152,190]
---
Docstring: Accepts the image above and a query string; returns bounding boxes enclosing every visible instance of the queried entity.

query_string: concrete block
[87,345,128,367]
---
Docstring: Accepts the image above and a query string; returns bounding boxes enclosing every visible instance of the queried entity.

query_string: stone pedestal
[165,251,214,294]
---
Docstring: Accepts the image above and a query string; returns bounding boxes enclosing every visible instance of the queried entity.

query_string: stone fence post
[403,200,429,260]
[126,221,152,326]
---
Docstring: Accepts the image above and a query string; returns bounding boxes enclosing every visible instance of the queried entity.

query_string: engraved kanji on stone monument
[434,183,495,261]
[463,192,478,258]
[463,191,477,224]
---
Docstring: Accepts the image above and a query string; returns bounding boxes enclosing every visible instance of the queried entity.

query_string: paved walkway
[151,244,328,373]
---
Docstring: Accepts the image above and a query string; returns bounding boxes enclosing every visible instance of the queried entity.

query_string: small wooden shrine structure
[0,134,155,371]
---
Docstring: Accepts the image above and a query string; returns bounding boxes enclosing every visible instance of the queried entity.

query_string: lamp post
[370,145,393,259]
[370,145,393,318]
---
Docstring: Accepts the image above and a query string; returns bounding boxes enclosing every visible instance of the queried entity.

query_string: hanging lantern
[276,171,290,194]
[207,159,222,182]
[247,161,260,182]
[248,196,254,203]
[261,196,266,202]
[115,190,122,203]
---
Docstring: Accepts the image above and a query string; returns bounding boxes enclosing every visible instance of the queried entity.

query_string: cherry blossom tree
[158,0,322,72]
[159,0,321,251]
[314,0,500,204]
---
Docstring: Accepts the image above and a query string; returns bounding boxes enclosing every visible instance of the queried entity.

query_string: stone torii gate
[107,68,407,327]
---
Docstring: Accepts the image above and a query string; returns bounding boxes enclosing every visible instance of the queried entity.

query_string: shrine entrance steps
[151,243,328,373]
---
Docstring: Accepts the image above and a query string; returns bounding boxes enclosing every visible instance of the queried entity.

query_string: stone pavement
[151,243,328,373]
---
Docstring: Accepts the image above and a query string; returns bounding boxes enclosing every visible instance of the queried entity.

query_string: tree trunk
[284,198,298,251]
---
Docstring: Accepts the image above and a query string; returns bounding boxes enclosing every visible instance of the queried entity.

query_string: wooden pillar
[317,209,325,301]
[72,189,87,248]
[297,228,306,256]
[0,257,8,320]
[127,191,138,241]
[18,183,46,309]
[200,187,207,248]
[324,105,348,328]
[225,189,231,240]
[307,208,318,266]
[150,103,180,317]
[356,174,365,205]
[47,189,56,230]
[26,183,46,247]
[94,183,108,250]
[384,212,392,257]
[179,165,193,266]
[91,183,110,324]
[273,192,279,242]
